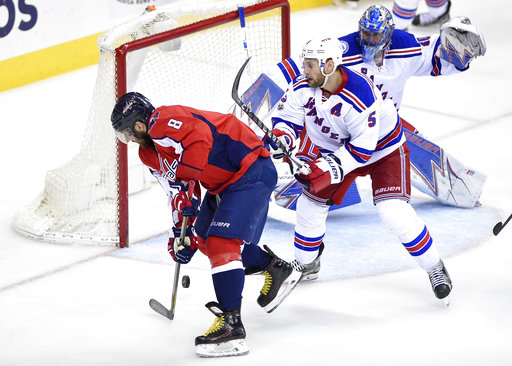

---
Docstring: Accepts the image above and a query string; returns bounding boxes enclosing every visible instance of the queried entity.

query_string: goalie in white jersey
[269,37,452,301]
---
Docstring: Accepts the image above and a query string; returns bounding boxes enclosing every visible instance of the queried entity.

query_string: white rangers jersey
[271,67,404,175]
[274,30,467,110]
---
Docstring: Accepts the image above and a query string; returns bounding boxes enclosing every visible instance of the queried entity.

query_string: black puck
[182,275,190,288]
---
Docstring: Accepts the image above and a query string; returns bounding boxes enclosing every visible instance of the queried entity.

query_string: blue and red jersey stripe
[376,117,403,151]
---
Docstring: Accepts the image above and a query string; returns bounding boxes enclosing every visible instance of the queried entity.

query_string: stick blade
[149,298,173,320]
[232,57,251,102]
[493,223,503,236]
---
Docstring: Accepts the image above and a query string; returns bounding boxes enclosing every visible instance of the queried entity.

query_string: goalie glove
[294,154,344,194]
[436,16,486,70]
[263,129,295,159]
[168,225,199,264]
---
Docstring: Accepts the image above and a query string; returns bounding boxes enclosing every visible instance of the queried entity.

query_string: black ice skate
[257,245,302,313]
[412,0,451,27]
[291,242,324,281]
[195,301,249,358]
[427,260,452,303]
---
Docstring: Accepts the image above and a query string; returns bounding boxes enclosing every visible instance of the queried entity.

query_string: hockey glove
[263,129,295,159]
[295,154,343,194]
[168,225,199,264]
[437,16,486,69]
[170,183,200,228]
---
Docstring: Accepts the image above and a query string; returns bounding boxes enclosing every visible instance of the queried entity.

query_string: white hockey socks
[294,194,329,264]
[377,199,441,270]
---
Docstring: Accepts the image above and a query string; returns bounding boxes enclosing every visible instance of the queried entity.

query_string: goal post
[13,0,290,248]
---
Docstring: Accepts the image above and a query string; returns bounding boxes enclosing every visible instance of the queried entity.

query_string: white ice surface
[1,1,512,365]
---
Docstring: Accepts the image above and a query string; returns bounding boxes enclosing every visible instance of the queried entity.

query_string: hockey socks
[241,241,271,273]
[212,269,244,311]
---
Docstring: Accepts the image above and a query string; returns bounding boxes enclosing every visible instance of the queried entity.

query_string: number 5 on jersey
[368,111,376,127]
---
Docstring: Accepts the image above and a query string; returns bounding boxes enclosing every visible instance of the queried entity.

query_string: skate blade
[300,272,319,282]
[264,270,302,313]
[196,339,249,358]
[442,296,450,307]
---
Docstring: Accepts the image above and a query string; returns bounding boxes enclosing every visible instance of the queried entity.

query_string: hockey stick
[238,6,252,79]
[226,6,253,116]
[232,57,307,172]
[149,180,196,321]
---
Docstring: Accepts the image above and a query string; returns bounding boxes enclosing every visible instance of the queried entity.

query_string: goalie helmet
[300,37,344,68]
[358,5,395,64]
[111,92,155,144]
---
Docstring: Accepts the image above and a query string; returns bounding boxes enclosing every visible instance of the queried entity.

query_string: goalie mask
[358,5,395,65]
[300,37,344,87]
[111,91,155,144]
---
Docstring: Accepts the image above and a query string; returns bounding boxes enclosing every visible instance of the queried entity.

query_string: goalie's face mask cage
[358,5,395,64]
[111,92,155,144]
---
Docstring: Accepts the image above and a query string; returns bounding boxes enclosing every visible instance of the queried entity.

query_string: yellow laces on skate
[204,316,224,336]
[260,271,272,295]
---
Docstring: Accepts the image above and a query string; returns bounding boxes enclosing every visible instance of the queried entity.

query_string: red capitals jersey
[138,105,270,194]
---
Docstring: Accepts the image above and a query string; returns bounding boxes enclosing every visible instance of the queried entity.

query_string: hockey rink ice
[1,0,511,364]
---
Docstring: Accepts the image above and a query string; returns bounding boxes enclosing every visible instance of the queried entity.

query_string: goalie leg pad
[405,128,485,208]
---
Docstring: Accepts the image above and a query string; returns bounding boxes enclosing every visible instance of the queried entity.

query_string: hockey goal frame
[115,0,290,247]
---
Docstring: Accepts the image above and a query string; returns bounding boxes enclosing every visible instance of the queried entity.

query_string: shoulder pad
[277,57,302,84]
[338,32,363,66]
[389,30,421,50]
[385,30,423,59]
[338,68,376,112]
[292,74,309,91]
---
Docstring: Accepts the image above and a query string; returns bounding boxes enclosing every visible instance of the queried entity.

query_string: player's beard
[307,74,325,88]
[139,133,154,149]
[134,132,154,149]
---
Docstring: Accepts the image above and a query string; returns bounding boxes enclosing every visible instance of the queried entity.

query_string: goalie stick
[149,180,195,321]
[232,57,308,174]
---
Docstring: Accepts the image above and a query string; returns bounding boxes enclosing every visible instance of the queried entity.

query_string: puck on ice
[182,275,190,288]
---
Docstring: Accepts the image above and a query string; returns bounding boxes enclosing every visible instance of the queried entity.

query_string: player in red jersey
[111,92,301,358]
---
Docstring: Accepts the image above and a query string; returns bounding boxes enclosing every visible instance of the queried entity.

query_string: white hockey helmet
[300,37,344,69]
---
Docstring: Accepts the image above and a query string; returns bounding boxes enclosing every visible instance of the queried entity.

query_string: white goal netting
[13,0,288,246]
